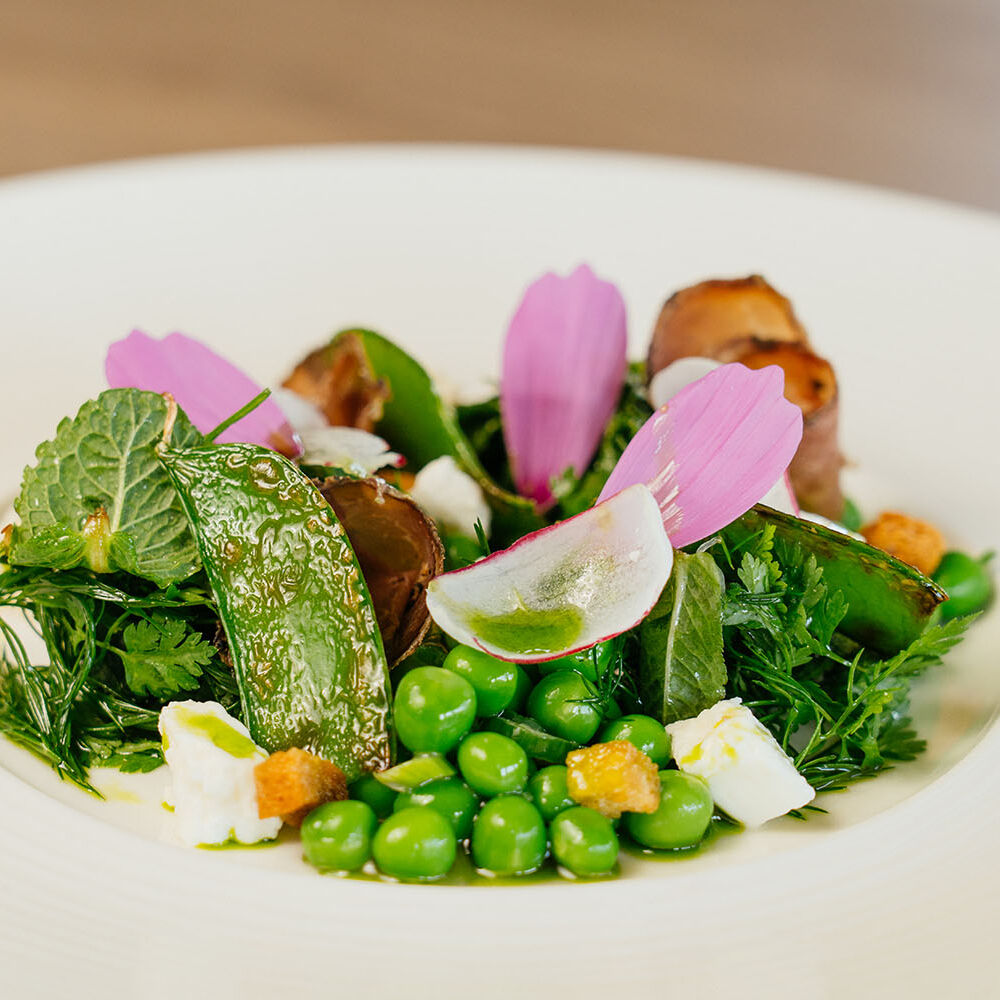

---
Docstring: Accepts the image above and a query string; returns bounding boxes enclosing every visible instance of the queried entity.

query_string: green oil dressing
[197,826,298,851]
[467,605,585,657]
[173,706,259,759]
[198,837,282,852]
[336,846,607,886]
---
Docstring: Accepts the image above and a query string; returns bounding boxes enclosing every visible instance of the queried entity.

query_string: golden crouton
[861,511,946,576]
[566,741,660,819]
[254,748,347,827]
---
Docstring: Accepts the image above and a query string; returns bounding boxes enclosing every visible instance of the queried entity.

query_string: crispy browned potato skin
[647,276,844,519]
[282,335,389,430]
[318,476,444,668]
[647,275,808,373]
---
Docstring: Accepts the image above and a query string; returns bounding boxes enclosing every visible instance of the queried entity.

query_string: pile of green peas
[300,642,716,882]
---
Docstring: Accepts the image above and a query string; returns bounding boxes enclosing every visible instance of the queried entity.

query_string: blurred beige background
[1,0,998,210]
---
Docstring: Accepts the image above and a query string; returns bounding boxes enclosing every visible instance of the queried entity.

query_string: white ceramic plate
[0,146,997,1000]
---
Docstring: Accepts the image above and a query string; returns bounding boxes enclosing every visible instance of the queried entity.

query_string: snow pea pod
[159,441,392,781]
[722,505,945,655]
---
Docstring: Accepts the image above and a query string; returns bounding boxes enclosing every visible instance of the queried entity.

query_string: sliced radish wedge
[425,484,673,663]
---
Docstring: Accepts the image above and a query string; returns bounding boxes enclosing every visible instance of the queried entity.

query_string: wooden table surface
[1,0,998,211]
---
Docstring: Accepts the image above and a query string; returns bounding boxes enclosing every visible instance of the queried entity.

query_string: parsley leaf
[113,613,215,699]
[714,524,971,792]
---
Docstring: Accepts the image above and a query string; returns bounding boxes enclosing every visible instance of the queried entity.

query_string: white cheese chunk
[159,700,281,847]
[647,356,721,410]
[409,455,492,538]
[666,698,815,828]
[297,425,403,476]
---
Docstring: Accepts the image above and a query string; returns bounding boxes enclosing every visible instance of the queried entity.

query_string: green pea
[393,666,477,754]
[457,732,529,797]
[442,645,518,717]
[550,806,619,877]
[933,550,994,620]
[394,778,479,840]
[537,639,618,682]
[526,670,602,743]
[301,800,377,872]
[599,714,671,766]
[624,770,713,850]
[372,806,457,881]
[349,772,397,819]
[472,795,547,876]
[527,765,576,822]
[509,665,534,713]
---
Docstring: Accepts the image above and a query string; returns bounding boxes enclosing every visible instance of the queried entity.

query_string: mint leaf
[113,613,215,698]
[638,550,727,724]
[10,390,202,586]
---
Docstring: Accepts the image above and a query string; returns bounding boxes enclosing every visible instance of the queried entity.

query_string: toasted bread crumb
[861,511,946,576]
[254,748,347,827]
[566,741,661,819]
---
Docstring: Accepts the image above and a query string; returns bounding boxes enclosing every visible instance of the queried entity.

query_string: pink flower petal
[106,331,301,455]
[597,363,803,547]
[500,264,627,508]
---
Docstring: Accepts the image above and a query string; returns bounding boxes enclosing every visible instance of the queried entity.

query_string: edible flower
[500,264,627,508]
[647,356,799,517]
[427,363,802,661]
[106,330,301,456]
[597,363,802,547]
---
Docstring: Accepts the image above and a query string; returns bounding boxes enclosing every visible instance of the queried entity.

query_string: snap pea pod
[159,441,392,780]
[721,504,945,655]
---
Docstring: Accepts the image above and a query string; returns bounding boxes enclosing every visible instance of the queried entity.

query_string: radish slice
[425,484,673,663]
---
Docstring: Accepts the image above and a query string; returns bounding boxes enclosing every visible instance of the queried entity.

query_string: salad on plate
[0,266,991,882]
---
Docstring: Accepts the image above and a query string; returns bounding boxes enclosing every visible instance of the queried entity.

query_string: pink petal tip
[598,363,803,546]
[106,331,301,455]
[500,264,627,508]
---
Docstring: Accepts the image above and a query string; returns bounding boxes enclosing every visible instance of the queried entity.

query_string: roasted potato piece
[318,476,444,667]
[255,747,347,827]
[862,511,946,576]
[565,741,660,819]
[739,341,844,519]
[647,275,808,375]
[283,332,389,430]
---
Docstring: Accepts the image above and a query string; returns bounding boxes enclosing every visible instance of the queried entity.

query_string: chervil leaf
[113,614,215,698]
[10,389,202,587]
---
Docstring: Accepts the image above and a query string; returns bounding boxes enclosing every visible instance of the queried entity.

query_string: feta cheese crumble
[409,455,492,538]
[159,700,282,847]
[297,426,404,476]
[665,698,815,828]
